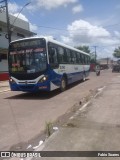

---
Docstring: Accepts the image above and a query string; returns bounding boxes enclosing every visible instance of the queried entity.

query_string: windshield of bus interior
[9,38,47,74]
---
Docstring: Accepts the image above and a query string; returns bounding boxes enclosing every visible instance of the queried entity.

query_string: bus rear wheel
[82,73,86,82]
[60,77,67,92]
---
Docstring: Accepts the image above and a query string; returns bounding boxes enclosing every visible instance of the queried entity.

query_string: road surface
[0,70,118,151]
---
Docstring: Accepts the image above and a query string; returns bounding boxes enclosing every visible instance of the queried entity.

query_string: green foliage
[75,45,90,54]
[75,45,96,63]
[113,46,120,58]
[90,58,96,63]
[45,121,53,137]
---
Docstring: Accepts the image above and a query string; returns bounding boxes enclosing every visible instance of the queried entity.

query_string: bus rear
[8,38,51,92]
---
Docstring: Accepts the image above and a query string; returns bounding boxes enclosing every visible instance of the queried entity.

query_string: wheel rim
[61,79,66,89]
[83,74,86,81]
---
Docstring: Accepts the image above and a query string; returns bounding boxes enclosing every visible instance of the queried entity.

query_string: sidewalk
[31,75,120,160]
[0,80,10,93]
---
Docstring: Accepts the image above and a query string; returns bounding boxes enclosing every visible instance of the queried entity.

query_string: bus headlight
[9,78,16,83]
[39,75,48,83]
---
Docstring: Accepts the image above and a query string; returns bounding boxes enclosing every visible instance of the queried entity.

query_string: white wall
[0,32,9,48]
[0,60,8,72]
[0,24,31,48]
[0,12,29,31]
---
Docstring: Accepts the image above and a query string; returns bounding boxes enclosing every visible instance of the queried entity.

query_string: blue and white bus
[8,37,90,92]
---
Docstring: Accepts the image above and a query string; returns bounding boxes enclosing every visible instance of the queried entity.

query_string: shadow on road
[5,79,89,100]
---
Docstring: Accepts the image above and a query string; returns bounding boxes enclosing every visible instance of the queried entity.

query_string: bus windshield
[9,39,47,74]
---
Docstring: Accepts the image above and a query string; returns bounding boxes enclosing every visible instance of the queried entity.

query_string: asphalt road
[0,70,118,151]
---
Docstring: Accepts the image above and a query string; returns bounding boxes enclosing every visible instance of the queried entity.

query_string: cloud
[8,2,38,32]
[8,2,20,14]
[114,31,120,38]
[43,35,54,39]
[8,2,29,22]
[61,19,120,57]
[13,13,29,22]
[61,19,111,44]
[30,23,38,31]
[72,4,83,14]
[29,0,77,10]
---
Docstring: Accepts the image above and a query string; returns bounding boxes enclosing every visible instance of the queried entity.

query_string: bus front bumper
[10,82,50,92]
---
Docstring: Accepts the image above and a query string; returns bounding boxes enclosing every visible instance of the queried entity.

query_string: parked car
[112,65,120,72]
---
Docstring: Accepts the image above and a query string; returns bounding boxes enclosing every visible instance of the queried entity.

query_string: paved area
[0,81,10,93]
[0,70,119,154]
[0,71,106,150]
[31,75,120,160]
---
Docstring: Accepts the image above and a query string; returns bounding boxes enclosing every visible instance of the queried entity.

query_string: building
[0,12,36,81]
[98,58,112,69]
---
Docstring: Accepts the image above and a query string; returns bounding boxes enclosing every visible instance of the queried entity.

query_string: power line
[97,43,120,48]
[4,1,120,33]
[36,23,120,32]
[11,2,31,27]
[37,25,88,31]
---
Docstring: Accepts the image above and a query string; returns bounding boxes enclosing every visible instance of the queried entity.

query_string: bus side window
[84,55,87,64]
[66,49,71,63]
[71,51,76,64]
[82,54,85,64]
[58,46,67,64]
[48,45,58,68]
[80,53,83,64]
[76,52,80,64]
[87,56,89,64]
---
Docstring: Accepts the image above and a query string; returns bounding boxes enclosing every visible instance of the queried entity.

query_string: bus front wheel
[60,77,67,92]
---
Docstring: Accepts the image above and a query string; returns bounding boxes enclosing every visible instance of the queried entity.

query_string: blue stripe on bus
[10,68,90,92]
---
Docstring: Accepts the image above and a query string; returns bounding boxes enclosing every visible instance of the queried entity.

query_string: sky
[7,0,120,58]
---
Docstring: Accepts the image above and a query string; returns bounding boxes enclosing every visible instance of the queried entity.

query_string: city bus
[8,37,90,92]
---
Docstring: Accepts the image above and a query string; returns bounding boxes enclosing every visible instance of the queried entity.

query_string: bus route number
[60,66,65,70]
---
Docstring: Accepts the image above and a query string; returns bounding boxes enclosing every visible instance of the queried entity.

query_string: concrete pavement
[31,75,120,160]
[0,81,10,93]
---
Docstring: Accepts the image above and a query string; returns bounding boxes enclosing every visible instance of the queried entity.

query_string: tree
[75,45,90,54]
[90,53,96,63]
[75,45,96,63]
[113,46,120,58]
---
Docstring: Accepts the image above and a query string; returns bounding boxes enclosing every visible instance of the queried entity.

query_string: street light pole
[11,2,31,27]
[5,1,31,44]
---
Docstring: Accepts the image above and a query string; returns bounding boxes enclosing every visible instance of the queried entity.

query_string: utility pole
[5,0,11,43]
[93,46,97,64]
[8,2,30,42]
[0,1,30,44]
[0,0,11,44]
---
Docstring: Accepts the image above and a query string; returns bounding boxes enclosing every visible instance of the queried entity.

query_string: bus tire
[82,73,86,82]
[60,77,67,92]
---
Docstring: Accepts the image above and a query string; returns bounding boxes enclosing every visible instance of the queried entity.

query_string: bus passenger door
[48,46,59,69]
[48,44,60,89]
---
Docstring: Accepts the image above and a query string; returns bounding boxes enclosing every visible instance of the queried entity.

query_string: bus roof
[10,36,90,56]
